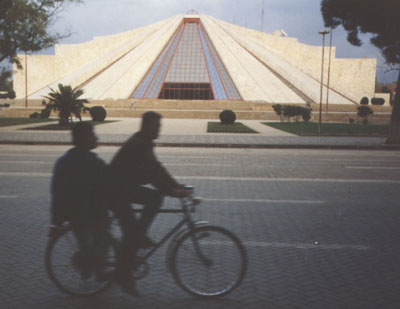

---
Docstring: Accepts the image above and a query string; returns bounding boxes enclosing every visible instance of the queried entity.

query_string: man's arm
[49,156,71,226]
[150,155,189,197]
[49,158,69,237]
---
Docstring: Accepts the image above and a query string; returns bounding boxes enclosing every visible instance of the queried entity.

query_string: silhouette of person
[49,122,109,281]
[105,111,188,296]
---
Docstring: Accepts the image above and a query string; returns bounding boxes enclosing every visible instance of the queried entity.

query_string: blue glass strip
[198,25,227,100]
[200,24,242,100]
[144,25,185,98]
[132,24,184,98]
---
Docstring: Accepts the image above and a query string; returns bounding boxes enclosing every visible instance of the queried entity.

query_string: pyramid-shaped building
[13,14,377,105]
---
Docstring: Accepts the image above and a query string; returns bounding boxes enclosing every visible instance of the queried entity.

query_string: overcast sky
[50,0,395,83]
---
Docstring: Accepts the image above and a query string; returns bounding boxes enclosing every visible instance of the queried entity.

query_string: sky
[47,0,396,83]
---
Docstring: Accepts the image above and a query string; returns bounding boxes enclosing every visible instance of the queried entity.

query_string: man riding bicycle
[105,111,189,296]
[49,122,109,282]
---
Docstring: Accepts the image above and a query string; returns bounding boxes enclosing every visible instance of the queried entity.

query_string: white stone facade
[13,14,377,105]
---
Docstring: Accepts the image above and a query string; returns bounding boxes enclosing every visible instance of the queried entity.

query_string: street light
[24,52,28,108]
[326,28,333,114]
[318,29,330,135]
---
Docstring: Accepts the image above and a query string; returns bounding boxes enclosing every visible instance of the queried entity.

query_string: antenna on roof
[186,9,199,15]
[260,0,264,32]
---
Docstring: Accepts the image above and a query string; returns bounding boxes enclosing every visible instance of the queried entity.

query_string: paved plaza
[0,118,395,150]
[1,144,400,308]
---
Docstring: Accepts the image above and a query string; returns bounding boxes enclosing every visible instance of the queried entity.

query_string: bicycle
[45,186,247,298]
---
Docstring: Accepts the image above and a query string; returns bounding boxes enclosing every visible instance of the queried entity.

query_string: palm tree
[45,84,88,126]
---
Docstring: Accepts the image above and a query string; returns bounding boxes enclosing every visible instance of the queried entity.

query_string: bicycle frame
[125,194,204,263]
[46,187,247,298]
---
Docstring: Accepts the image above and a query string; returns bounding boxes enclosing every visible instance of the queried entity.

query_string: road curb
[1,140,400,150]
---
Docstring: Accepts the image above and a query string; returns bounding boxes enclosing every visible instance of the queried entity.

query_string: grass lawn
[263,122,390,137]
[207,122,257,133]
[0,117,55,127]
[25,120,117,130]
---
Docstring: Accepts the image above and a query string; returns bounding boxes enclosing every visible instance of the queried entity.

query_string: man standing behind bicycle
[105,111,189,296]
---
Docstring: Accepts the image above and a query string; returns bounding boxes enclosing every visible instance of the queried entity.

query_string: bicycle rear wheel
[171,225,247,297]
[45,227,115,296]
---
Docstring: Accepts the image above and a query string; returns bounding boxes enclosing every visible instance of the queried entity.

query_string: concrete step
[1,104,392,123]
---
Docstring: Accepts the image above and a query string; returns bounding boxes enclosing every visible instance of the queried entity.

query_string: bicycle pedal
[80,271,92,280]
[192,197,202,205]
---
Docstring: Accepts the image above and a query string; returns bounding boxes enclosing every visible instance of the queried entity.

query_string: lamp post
[326,27,333,114]
[318,29,330,135]
[24,52,28,108]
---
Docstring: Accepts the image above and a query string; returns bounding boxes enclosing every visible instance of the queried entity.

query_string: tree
[45,84,88,126]
[321,0,400,144]
[0,68,12,93]
[380,86,394,105]
[0,0,81,67]
[357,105,373,125]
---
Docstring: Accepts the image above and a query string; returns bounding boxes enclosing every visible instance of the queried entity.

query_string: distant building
[13,14,378,105]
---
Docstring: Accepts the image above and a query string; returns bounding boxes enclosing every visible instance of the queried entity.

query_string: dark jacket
[106,131,179,195]
[50,147,107,226]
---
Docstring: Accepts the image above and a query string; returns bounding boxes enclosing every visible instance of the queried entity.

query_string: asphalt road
[1,145,400,309]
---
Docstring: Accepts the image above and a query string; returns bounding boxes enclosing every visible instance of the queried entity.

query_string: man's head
[72,122,97,150]
[140,111,162,140]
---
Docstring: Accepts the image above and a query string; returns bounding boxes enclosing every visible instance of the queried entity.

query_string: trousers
[112,186,163,275]
[72,220,108,275]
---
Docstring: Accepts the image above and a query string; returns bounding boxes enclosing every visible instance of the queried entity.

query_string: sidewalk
[0,118,398,150]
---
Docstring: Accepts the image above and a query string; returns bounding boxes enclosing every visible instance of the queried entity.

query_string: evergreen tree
[321,0,400,144]
[0,0,81,67]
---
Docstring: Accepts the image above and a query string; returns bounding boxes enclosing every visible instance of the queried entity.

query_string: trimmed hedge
[360,97,369,105]
[371,97,385,105]
[89,106,107,121]
[357,105,373,124]
[219,110,236,124]
[272,104,312,122]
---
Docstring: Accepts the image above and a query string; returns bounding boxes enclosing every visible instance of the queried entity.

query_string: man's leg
[90,219,110,280]
[112,198,140,295]
[71,225,92,278]
[128,186,163,240]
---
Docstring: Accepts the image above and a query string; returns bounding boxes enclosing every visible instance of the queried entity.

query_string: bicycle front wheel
[45,227,115,296]
[171,225,247,297]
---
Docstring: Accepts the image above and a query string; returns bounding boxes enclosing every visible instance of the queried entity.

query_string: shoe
[71,252,92,280]
[95,270,113,282]
[80,270,92,280]
[137,236,156,249]
[121,283,141,297]
[115,275,140,297]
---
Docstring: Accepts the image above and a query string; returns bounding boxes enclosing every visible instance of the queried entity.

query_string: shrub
[40,108,51,118]
[282,105,295,121]
[371,97,385,105]
[272,104,283,121]
[301,107,312,122]
[89,106,107,121]
[279,105,312,122]
[357,105,373,125]
[219,110,236,124]
[7,90,15,99]
[360,97,369,105]
[0,90,15,99]
[29,112,40,118]
[294,106,304,122]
